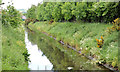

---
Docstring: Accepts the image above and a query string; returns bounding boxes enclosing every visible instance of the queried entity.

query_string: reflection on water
[25,29,109,70]
[25,31,53,70]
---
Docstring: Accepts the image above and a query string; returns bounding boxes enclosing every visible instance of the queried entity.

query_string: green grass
[28,21,118,67]
[2,25,29,70]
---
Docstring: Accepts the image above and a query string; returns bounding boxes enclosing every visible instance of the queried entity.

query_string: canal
[25,29,110,70]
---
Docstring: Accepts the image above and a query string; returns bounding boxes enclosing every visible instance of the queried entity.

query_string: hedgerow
[27,2,120,23]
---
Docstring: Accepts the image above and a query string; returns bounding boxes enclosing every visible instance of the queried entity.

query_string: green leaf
[102,10,108,16]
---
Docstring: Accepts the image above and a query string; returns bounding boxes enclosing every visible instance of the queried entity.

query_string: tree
[27,2,120,23]
[2,5,21,27]
[72,2,87,21]
[52,2,63,22]
[61,2,74,21]
[44,2,55,20]
[27,5,36,19]
[36,4,45,21]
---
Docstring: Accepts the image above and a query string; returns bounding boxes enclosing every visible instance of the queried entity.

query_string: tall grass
[2,25,29,70]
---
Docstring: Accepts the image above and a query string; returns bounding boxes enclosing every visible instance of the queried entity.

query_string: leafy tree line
[2,5,22,27]
[27,2,120,23]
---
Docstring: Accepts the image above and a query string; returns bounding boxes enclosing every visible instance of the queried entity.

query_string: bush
[36,4,45,21]
[61,2,74,21]
[44,2,55,21]
[2,5,22,27]
[72,2,87,21]
[27,5,36,19]
[52,3,63,22]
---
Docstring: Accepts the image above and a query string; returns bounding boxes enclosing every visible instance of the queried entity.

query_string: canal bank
[2,25,29,70]
[25,26,116,71]
[26,21,119,71]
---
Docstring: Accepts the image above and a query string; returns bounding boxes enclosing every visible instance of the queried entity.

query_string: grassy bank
[2,24,29,70]
[27,28,108,70]
[28,21,118,68]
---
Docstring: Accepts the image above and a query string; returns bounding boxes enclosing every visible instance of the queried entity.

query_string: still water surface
[25,31,53,70]
[25,29,108,70]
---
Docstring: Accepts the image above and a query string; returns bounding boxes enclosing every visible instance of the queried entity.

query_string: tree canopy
[26,2,120,23]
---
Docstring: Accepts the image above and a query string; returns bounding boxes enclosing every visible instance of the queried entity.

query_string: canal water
[25,31,53,70]
[25,29,109,70]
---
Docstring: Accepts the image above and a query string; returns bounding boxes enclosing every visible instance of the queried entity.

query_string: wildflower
[96,39,99,42]
[97,45,100,48]
[96,36,104,48]
[101,36,103,39]
[99,40,102,43]
[114,18,119,23]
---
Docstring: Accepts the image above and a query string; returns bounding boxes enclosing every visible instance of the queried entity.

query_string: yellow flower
[101,36,103,39]
[97,45,100,48]
[97,42,101,45]
[99,40,102,43]
[114,18,119,22]
[96,39,99,42]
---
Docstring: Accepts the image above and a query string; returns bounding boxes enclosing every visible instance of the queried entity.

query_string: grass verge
[2,24,29,70]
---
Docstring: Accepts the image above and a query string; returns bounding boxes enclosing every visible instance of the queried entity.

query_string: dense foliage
[2,5,22,27]
[27,5,36,19]
[52,3,63,22]
[27,2,120,23]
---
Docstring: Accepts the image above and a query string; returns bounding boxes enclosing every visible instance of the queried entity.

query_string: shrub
[72,2,87,21]
[36,4,45,21]
[61,2,74,21]
[2,5,22,27]
[27,5,36,19]
[52,3,63,22]
[44,2,55,21]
